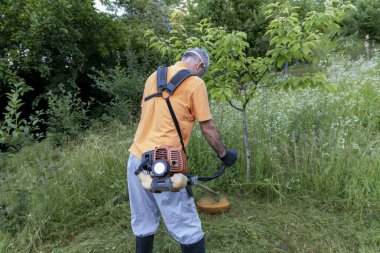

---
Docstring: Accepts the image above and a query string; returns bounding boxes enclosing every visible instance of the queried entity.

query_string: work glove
[218,148,238,167]
[170,173,188,191]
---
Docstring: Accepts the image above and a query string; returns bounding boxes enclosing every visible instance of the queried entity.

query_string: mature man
[127,48,237,253]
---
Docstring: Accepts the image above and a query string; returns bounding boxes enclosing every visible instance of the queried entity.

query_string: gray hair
[181,48,210,68]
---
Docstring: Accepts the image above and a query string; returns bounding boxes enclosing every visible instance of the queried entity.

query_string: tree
[0,0,127,86]
[265,0,354,75]
[0,0,129,116]
[342,0,380,41]
[183,0,269,57]
[145,0,354,182]
[112,0,178,71]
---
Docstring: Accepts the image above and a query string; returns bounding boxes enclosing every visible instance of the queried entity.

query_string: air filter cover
[153,146,188,174]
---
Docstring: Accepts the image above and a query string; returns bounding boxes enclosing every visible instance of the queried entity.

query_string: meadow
[0,53,379,252]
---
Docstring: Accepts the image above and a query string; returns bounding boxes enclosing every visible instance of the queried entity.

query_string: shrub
[46,84,92,146]
[0,76,44,151]
[0,123,132,251]
[91,64,144,125]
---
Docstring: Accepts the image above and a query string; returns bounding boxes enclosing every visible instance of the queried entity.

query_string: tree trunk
[365,34,370,61]
[283,61,289,76]
[242,104,251,182]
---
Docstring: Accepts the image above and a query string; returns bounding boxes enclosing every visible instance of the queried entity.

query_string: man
[127,48,237,253]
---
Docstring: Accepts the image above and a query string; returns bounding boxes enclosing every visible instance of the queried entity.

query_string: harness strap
[144,66,193,155]
[144,92,162,102]
[157,66,167,91]
[143,66,167,102]
[165,97,186,155]
[166,69,192,94]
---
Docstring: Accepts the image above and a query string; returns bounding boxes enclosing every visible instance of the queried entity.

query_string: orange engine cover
[153,146,188,174]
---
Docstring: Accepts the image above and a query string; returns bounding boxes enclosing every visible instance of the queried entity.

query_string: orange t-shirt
[129,61,212,158]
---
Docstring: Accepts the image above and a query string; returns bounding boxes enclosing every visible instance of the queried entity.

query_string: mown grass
[5,194,379,253]
[0,54,379,252]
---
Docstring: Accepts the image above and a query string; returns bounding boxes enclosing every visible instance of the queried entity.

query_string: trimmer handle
[187,163,228,185]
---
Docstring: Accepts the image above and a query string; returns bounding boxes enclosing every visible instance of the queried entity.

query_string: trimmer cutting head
[196,194,231,214]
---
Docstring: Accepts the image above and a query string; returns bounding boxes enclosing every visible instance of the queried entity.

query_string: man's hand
[218,148,238,167]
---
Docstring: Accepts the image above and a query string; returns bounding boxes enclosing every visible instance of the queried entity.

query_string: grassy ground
[1,53,379,252]
[4,193,378,253]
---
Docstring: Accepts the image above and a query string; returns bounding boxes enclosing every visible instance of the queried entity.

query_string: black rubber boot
[136,234,154,253]
[180,237,206,253]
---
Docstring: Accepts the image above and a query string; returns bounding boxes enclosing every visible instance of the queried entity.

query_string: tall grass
[0,122,136,251]
[188,53,380,208]
[0,54,379,252]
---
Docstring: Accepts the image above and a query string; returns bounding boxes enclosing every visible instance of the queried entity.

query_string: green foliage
[146,5,353,181]
[0,0,131,141]
[187,53,380,205]
[0,60,20,89]
[288,0,325,19]
[90,64,144,124]
[146,18,265,106]
[114,0,176,69]
[0,62,44,150]
[46,85,92,145]
[265,1,355,67]
[1,82,32,142]
[0,0,127,84]
[0,122,132,251]
[0,1,379,251]
[334,34,368,59]
[0,55,379,252]
[147,0,354,106]
[274,72,336,92]
[184,0,269,56]
[0,0,178,146]
[342,0,380,41]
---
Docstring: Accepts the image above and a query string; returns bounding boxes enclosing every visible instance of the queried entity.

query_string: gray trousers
[126,153,204,244]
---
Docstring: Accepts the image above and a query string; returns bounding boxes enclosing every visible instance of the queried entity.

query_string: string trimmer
[135,146,234,213]
[187,163,232,214]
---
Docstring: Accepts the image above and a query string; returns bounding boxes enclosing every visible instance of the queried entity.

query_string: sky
[94,0,124,16]
[94,0,108,13]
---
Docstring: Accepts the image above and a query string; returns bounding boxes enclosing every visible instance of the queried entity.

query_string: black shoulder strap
[145,67,192,101]
[165,97,186,155]
[165,69,192,94]
[144,66,168,102]
[157,66,168,91]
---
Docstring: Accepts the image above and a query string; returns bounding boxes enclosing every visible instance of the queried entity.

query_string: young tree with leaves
[145,0,354,182]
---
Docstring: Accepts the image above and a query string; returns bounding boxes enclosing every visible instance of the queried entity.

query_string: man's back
[129,61,212,158]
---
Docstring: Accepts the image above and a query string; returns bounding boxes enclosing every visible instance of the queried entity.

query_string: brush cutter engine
[135,146,237,194]
[135,146,188,192]
[153,146,188,174]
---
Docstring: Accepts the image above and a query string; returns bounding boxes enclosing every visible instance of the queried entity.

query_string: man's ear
[197,62,204,72]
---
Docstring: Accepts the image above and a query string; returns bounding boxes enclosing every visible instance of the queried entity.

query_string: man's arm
[199,119,227,158]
